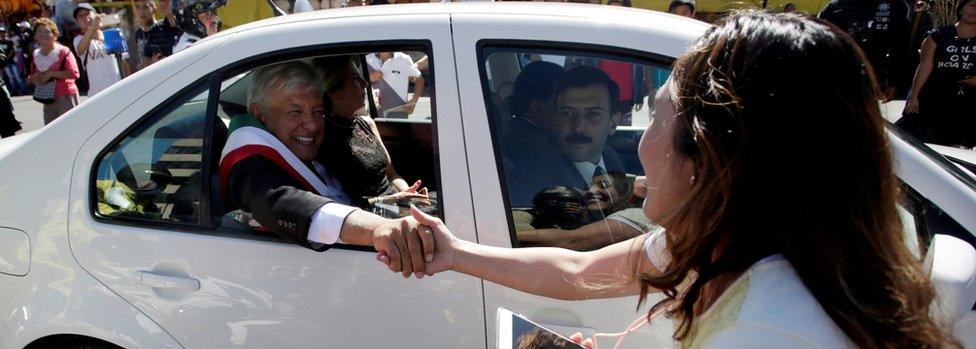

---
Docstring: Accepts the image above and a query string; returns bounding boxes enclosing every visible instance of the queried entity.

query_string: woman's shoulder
[928,26,957,42]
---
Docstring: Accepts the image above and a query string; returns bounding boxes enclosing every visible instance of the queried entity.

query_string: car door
[452,10,707,349]
[68,14,485,348]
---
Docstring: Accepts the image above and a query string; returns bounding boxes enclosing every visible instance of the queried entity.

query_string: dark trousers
[0,83,21,138]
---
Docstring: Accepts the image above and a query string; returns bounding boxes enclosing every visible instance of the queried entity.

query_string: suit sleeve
[226,156,335,251]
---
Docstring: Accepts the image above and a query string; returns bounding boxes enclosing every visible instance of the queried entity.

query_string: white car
[1,4,974,348]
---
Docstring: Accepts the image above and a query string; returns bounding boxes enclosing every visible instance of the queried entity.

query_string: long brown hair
[636,11,956,347]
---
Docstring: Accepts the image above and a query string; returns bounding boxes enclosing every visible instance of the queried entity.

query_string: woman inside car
[384,11,958,347]
[314,56,427,209]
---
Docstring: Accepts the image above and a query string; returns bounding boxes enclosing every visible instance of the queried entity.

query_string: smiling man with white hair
[219,60,435,277]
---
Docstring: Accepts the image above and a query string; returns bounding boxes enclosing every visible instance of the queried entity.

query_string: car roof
[216,2,708,38]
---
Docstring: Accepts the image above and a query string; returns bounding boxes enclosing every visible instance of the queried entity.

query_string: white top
[642,231,856,348]
[33,45,65,71]
[572,157,606,183]
[292,0,314,13]
[173,33,201,55]
[73,35,124,96]
[366,52,421,102]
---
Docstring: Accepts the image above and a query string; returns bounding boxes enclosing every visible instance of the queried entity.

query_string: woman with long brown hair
[382,11,958,348]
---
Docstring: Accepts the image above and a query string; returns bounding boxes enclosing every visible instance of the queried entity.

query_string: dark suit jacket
[506,145,624,208]
[226,156,336,252]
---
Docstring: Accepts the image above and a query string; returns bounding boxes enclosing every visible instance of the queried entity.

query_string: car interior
[94,50,441,237]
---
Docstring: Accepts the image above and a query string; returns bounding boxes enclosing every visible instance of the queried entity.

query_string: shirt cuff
[308,203,359,246]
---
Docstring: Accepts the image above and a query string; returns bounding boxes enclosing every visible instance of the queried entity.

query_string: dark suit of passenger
[506,145,624,208]
[225,156,337,252]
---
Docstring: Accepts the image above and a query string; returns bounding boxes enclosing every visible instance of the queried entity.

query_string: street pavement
[8,94,89,135]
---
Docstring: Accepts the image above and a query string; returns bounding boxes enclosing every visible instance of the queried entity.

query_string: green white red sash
[219,114,349,204]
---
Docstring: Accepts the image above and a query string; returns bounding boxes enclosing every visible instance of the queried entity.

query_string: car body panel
[450,10,708,349]
[0,4,971,348]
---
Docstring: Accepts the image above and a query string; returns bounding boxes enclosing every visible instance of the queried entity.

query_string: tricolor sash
[219,114,350,204]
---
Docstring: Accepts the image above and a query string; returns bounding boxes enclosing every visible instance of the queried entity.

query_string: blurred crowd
[1,0,973,148]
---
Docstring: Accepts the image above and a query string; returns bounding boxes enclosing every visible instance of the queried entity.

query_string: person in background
[503,61,565,166]
[783,2,797,13]
[366,51,424,118]
[0,29,20,138]
[29,18,80,124]
[173,5,220,54]
[314,56,428,208]
[133,0,182,70]
[74,3,128,96]
[818,0,911,102]
[1,27,28,96]
[388,11,959,348]
[900,0,976,148]
[668,0,695,18]
[606,0,630,6]
[53,0,78,39]
[292,0,316,13]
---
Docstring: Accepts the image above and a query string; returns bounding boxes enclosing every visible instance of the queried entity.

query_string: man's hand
[377,206,459,277]
[91,15,103,33]
[369,70,383,83]
[904,97,920,114]
[633,176,647,198]
[371,216,435,278]
[882,86,897,103]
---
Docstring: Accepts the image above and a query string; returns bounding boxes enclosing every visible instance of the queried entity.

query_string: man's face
[554,84,618,163]
[526,96,556,131]
[134,1,156,27]
[76,9,95,31]
[670,5,694,18]
[254,84,326,161]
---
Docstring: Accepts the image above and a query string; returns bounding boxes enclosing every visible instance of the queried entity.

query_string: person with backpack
[73,3,126,97]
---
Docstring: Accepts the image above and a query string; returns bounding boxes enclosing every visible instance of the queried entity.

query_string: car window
[93,85,209,225]
[481,46,671,251]
[213,48,441,234]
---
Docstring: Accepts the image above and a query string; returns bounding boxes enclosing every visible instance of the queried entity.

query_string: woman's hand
[376,205,461,277]
[959,76,976,87]
[569,333,595,349]
[31,72,49,84]
[904,97,920,114]
[376,191,428,205]
[633,176,648,198]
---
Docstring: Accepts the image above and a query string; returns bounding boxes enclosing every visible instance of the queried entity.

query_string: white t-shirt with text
[73,35,123,96]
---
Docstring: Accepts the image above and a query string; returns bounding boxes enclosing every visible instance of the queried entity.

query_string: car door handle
[139,271,200,292]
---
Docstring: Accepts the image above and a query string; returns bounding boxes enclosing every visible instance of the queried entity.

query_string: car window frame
[88,40,446,253]
[475,39,675,248]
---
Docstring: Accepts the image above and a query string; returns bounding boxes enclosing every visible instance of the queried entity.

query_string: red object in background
[598,59,634,102]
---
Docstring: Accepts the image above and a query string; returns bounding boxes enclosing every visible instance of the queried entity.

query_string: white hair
[247,61,323,109]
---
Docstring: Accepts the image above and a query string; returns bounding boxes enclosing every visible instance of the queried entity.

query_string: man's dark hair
[958,0,975,19]
[668,0,696,13]
[554,65,621,114]
[508,61,565,119]
[608,0,632,7]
